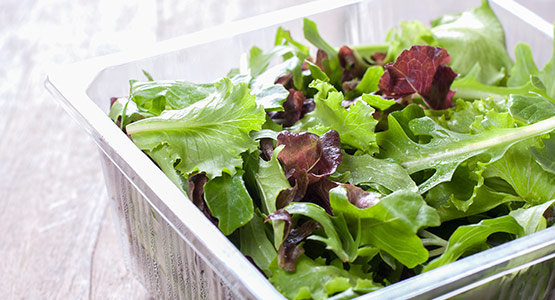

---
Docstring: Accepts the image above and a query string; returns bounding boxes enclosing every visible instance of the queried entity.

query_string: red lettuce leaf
[266,209,320,271]
[276,130,342,184]
[187,173,217,225]
[338,46,370,82]
[378,45,458,110]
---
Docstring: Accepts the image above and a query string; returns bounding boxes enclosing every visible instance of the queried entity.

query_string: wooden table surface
[0,0,552,299]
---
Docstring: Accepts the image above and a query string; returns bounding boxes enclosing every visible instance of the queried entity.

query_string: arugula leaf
[510,199,555,235]
[336,153,417,193]
[303,18,337,57]
[431,0,513,85]
[126,78,266,179]
[376,114,555,193]
[345,67,384,100]
[240,209,277,276]
[424,215,524,272]
[303,18,342,87]
[204,171,254,235]
[292,80,378,153]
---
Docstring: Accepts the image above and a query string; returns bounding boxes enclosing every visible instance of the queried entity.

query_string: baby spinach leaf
[424,215,524,272]
[240,209,277,276]
[126,78,266,179]
[204,171,254,235]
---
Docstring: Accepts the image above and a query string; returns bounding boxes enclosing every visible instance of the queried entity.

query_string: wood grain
[0,0,310,299]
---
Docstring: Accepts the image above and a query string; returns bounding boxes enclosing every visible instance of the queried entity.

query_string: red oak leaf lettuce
[378,45,458,110]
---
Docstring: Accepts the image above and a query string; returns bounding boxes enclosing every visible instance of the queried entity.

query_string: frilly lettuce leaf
[384,20,437,63]
[126,78,266,179]
[291,80,378,153]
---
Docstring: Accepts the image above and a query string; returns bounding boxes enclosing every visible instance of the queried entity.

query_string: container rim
[45,0,554,299]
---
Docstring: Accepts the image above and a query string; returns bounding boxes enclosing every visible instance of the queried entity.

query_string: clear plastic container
[45,0,555,299]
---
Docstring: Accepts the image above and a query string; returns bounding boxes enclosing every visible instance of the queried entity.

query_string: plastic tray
[46,0,555,299]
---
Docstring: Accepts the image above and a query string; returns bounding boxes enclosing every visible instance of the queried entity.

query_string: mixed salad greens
[109,1,555,299]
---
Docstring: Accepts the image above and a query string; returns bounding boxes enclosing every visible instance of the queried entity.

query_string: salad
[109,1,555,299]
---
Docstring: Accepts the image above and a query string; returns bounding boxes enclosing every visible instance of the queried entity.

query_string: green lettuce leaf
[424,215,524,272]
[129,80,215,113]
[269,255,381,300]
[509,95,555,124]
[240,209,277,276]
[284,202,358,263]
[254,145,291,247]
[538,28,555,99]
[336,153,418,193]
[507,42,539,87]
[292,80,378,153]
[126,78,266,179]
[530,135,555,175]
[425,163,518,222]
[303,19,342,87]
[330,188,440,268]
[483,141,555,206]
[384,20,436,63]
[431,0,513,85]
[509,199,555,235]
[204,171,254,235]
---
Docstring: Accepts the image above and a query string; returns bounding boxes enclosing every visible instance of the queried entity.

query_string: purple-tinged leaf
[378,45,457,110]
